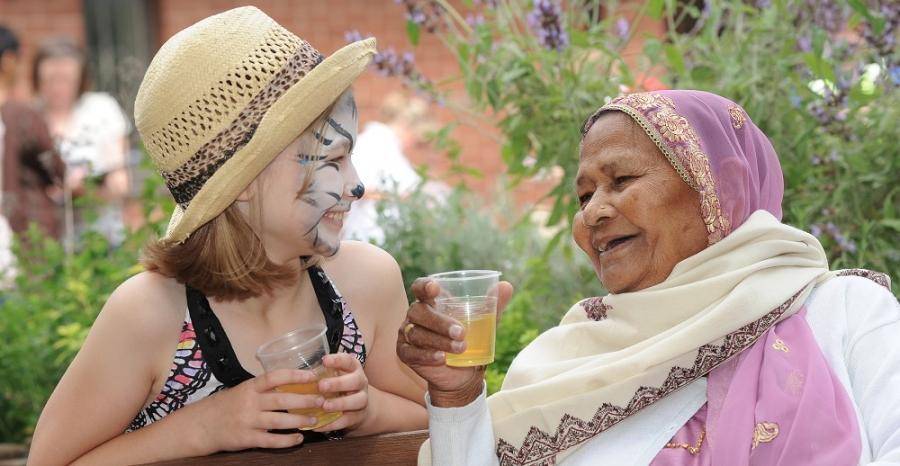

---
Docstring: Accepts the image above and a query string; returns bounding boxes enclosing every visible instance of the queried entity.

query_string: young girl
[28,7,426,465]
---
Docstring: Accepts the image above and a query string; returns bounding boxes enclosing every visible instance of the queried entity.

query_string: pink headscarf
[583,90,784,241]
[586,90,861,465]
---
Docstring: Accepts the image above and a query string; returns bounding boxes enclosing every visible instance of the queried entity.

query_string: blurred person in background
[0,25,66,284]
[32,37,131,247]
[343,92,447,243]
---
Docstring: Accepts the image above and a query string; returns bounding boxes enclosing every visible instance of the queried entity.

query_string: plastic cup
[256,325,342,430]
[429,270,501,367]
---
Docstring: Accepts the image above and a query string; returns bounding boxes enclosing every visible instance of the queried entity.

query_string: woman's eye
[578,193,593,207]
[614,175,635,186]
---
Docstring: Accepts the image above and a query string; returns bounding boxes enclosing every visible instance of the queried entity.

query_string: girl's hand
[314,353,369,432]
[191,369,323,454]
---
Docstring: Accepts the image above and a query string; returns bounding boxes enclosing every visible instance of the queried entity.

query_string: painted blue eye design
[297,153,326,165]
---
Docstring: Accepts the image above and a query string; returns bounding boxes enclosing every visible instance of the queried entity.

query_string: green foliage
[642,0,899,293]
[0,159,171,442]
[403,0,899,293]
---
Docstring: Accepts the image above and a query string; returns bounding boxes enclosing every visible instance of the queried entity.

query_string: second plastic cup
[429,270,501,367]
[256,325,342,430]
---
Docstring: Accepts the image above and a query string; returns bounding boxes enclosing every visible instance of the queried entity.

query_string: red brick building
[0,0,662,201]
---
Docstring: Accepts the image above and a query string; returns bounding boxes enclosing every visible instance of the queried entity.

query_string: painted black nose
[350,183,365,199]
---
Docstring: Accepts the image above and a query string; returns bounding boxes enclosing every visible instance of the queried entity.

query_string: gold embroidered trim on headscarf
[588,93,731,244]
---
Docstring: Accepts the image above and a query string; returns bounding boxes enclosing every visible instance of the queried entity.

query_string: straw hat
[134,6,376,243]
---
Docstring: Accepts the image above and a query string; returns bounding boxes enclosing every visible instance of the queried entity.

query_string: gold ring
[403,322,415,341]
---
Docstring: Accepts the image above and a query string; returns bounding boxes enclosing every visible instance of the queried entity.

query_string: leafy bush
[0,163,171,443]
[395,0,898,293]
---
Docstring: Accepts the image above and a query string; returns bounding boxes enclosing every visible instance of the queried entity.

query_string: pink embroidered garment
[590,91,863,465]
[474,91,865,465]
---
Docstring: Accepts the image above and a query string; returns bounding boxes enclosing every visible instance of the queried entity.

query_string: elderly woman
[398,90,900,465]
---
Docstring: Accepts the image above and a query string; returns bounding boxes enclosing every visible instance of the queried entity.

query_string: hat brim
[162,38,376,243]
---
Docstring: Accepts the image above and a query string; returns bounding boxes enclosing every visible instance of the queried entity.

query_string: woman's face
[573,112,708,294]
[254,91,363,261]
[37,56,81,110]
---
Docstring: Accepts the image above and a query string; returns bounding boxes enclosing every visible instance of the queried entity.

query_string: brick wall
[0,0,85,100]
[2,0,662,204]
[154,0,501,194]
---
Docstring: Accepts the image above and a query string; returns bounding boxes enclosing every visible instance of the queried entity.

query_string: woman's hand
[190,369,324,454]
[397,278,513,408]
[314,353,370,432]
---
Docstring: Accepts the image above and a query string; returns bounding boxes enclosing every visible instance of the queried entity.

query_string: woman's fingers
[410,278,440,303]
[397,341,446,366]
[321,390,367,413]
[259,391,324,412]
[404,322,465,354]
[496,281,515,322]
[256,411,316,430]
[407,301,464,340]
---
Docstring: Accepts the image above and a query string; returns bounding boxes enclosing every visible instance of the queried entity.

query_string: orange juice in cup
[256,325,342,430]
[429,270,501,367]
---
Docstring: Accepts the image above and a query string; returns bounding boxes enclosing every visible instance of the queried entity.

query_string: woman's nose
[583,197,614,227]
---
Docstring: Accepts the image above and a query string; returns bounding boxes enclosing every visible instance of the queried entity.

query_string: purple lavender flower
[366,44,432,91]
[527,0,569,51]
[615,18,630,40]
[797,35,812,53]
[811,155,822,165]
[466,13,486,27]
[397,0,444,33]
[862,2,898,60]
[810,224,823,237]
[800,0,848,35]
[344,30,364,43]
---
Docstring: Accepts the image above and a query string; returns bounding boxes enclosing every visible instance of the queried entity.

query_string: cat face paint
[255,90,362,261]
[294,91,362,257]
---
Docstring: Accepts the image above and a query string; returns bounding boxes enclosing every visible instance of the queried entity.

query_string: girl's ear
[236,178,258,203]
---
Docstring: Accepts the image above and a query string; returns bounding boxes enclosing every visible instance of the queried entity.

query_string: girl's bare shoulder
[321,241,405,312]
[98,270,187,343]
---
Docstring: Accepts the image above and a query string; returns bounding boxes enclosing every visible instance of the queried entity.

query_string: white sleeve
[424,383,499,466]
[842,277,900,464]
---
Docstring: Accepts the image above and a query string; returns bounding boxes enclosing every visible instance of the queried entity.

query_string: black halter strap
[186,265,345,387]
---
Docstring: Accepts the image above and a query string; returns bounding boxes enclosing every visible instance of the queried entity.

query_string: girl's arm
[325,242,428,435]
[28,273,321,465]
[28,273,203,465]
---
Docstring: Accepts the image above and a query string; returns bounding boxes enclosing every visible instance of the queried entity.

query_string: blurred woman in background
[32,37,130,246]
